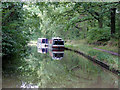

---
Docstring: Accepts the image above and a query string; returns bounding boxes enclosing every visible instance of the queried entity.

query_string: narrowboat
[49,37,64,50]
[37,38,48,48]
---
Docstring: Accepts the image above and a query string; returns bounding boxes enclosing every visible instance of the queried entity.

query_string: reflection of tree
[20,46,117,88]
[2,75,21,88]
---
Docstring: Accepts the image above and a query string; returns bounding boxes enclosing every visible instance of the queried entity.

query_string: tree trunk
[111,8,116,35]
[98,18,103,28]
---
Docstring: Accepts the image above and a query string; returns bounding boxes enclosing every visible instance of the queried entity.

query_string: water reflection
[37,46,64,60]
[2,46,118,88]
[49,49,64,60]
[37,47,48,54]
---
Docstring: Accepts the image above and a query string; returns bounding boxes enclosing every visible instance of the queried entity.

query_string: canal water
[2,46,118,88]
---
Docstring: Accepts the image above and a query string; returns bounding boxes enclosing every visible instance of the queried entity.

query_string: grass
[65,39,119,70]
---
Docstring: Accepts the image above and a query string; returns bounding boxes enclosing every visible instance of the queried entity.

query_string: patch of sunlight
[28,40,37,46]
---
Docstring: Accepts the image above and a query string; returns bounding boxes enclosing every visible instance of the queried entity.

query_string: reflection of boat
[49,48,64,60]
[37,47,48,54]
[37,37,64,59]
[49,37,64,50]
[37,38,48,48]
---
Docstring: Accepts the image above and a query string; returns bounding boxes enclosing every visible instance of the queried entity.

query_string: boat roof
[38,38,47,40]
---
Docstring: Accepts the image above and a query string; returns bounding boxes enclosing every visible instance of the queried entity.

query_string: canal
[2,46,118,88]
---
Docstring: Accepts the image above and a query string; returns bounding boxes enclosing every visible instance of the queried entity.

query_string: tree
[2,2,29,65]
[111,8,116,35]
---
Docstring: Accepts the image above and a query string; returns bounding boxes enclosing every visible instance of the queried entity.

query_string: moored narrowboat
[37,38,48,48]
[49,37,64,50]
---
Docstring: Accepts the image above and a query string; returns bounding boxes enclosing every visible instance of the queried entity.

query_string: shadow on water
[2,46,119,88]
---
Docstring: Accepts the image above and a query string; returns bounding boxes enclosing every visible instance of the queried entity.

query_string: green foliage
[17,2,119,42]
[2,2,119,87]
[87,27,111,43]
[88,50,117,65]
[88,50,109,61]
[33,2,119,41]
[66,41,118,70]
[2,2,29,64]
[2,2,119,72]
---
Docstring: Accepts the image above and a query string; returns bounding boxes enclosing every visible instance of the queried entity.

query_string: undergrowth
[65,40,118,70]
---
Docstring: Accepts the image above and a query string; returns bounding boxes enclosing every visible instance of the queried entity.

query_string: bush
[87,27,111,43]
[2,3,29,65]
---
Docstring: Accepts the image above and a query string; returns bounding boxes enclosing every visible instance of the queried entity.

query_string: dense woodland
[2,2,120,69]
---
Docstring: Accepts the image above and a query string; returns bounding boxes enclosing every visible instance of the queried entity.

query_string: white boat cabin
[37,38,48,48]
